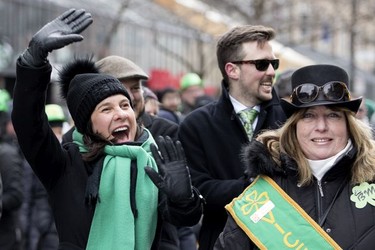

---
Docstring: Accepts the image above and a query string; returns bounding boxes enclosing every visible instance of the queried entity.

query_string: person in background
[0,168,2,220]
[45,104,67,142]
[273,68,295,102]
[96,55,148,119]
[21,104,67,250]
[157,87,183,124]
[0,89,9,220]
[179,73,205,116]
[0,90,18,148]
[215,64,375,249]
[12,9,202,249]
[0,95,24,250]
[178,25,287,249]
[0,167,2,220]
[365,98,375,122]
[143,86,160,116]
[354,95,375,137]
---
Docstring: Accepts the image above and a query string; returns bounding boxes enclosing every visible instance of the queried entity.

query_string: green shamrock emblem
[350,182,375,208]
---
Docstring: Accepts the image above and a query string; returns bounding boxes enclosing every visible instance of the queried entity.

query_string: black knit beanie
[67,73,131,134]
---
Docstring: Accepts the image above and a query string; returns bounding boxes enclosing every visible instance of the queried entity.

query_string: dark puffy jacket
[0,142,24,250]
[215,141,375,250]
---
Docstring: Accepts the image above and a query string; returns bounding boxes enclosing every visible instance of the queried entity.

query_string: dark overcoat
[178,81,287,249]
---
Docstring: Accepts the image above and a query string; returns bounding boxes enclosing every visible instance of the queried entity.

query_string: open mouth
[260,82,272,87]
[111,126,130,143]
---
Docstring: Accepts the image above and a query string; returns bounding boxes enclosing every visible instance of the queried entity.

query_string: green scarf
[73,129,159,250]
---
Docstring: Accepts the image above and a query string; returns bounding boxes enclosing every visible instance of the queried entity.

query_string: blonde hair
[256,107,375,185]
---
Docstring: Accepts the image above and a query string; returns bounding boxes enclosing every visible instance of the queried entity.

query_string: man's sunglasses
[231,59,279,71]
[291,81,350,104]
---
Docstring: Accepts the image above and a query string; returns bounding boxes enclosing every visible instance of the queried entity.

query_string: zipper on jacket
[316,180,324,224]
[317,180,324,197]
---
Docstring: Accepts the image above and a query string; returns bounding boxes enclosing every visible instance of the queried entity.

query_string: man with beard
[178,25,287,250]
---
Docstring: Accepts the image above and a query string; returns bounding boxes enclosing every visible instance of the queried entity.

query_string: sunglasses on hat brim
[291,81,350,104]
[231,59,279,71]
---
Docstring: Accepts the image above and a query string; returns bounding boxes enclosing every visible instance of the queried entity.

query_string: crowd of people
[0,7,375,250]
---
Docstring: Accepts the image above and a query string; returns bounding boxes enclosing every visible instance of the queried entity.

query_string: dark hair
[216,25,275,82]
[156,87,179,103]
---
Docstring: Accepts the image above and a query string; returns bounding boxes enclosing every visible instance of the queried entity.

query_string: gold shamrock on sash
[240,190,275,224]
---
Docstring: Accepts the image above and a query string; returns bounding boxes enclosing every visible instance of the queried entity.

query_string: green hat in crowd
[45,104,66,123]
[0,89,10,112]
[180,73,203,91]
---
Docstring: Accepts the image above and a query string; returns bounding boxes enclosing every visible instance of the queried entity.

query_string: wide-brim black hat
[280,64,362,117]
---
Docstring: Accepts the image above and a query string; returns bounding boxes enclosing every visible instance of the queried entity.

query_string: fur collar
[241,140,289,180]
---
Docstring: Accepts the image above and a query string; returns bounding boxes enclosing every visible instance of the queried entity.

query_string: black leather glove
[145,136,194,206]
[20,9,93,67]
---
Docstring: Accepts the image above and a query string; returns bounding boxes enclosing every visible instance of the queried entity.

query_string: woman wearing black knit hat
[11,9,202,250]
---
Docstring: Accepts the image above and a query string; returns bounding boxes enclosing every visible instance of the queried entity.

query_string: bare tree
[98,0,131,58]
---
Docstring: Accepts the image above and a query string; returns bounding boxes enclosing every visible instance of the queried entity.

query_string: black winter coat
[12,61,202,250]
[20,159,59,250]
[138,111,179,141]
[0,142,24,250]
[178,81,287,250]
[0,170,2,219]
[215,141,375,250]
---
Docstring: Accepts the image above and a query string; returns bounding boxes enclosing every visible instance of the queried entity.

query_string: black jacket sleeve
[11,59,67,190]
[158,188,203,227]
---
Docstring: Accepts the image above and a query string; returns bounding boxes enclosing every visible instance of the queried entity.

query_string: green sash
[225,175,342,250]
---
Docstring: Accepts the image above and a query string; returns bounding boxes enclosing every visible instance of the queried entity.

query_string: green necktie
[239,109,258,140]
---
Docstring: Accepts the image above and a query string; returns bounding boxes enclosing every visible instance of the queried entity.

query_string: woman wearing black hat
[215,64,375,249]
[11,9,202,250]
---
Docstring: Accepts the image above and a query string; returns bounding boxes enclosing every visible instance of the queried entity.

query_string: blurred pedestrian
[0,170,2,220]
[45,104,67,142]
[143,86,160,116]
[193,94,215,110]
[0,89,9,220]
[178,24,287,249]
[157,87,183,124]
[273,68,295,102]
[354,95,375,138]
[179,73,205,116]
[215,64,375,249]
[21,104,66,250]
[12,9,202,249]
[0,102,24,250]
